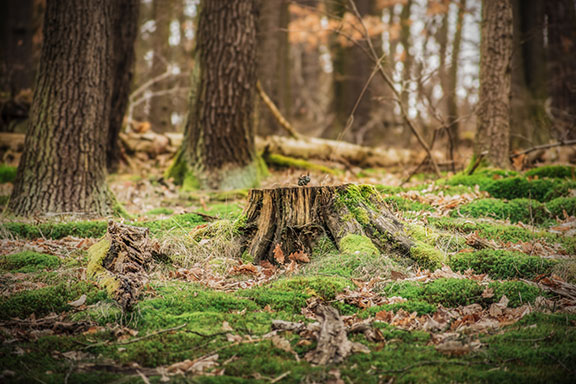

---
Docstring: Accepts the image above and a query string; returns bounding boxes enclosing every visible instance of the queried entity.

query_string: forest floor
[1,162,576,383]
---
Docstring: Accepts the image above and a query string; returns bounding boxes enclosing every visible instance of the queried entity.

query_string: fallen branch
[83,323,187,350]
[510,140,576,158]
[256,80,301,140]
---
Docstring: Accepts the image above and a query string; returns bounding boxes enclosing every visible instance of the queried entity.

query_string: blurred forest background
[2,0,574,158]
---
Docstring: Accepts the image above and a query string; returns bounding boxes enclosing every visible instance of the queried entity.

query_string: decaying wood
[240,184,412,263]
[89,221,153,311]
[256,135,416,169]
[272,305,370,365]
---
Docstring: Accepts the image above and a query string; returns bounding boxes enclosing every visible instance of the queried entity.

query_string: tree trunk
[510,0,549,149]
[148,0,175,134]
[546,0,576,140]
[178,0,261,190]
[257,0,291,136]
[240,184,412,264]
[8,0,120,217]
[0,0,41,96]
[399,0,414,146]
[328,0,382,144]
[475,0,513,168]
[107,0,140,172]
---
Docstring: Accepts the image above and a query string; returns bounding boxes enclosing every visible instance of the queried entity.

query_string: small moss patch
[525,165,576,179]
[0,164,17,183]
[0,251,61,273]
[450,249,555,279]
[339,234,379,256]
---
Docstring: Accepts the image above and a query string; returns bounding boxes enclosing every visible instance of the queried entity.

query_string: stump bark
[241,184,412,263]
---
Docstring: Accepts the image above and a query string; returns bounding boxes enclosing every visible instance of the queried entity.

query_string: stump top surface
[248,184,351,193]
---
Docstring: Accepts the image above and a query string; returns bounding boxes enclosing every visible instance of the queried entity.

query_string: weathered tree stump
[87,221,153,311]
[240,184,412,263]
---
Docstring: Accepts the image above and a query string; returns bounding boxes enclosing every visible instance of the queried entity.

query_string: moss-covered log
[240,184,412,263]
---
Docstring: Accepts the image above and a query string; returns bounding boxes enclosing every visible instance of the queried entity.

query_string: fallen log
[86,221,153,311]
[257,135,417,169]
[239,184,412,264]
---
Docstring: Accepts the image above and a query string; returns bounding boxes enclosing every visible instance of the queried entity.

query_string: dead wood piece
[256,135,416,168]
[240,184,412,263]
[87,221,153,311]
[304,305,370,365]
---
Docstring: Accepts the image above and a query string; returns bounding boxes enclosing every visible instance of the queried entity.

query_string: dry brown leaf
[232,263,258,275]
[288,250,310,263]
[273,243,285,264]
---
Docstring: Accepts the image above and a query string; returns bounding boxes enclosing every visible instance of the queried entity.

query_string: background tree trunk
[181,0,260,190]
[148,0,175,134]
[107,0,140,172]
[546,0,576,140]
[475,0,513,168]
[510,0,549,149]
[9,0,120,216]
[257,0,291,136]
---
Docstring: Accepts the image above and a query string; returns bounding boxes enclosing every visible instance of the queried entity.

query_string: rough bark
[240,184,412,263]
[107,0,140,172]
[8,0,119,216]
[399,0,414,146]
[181,0,260,190]
[546,0,576,140]
[475,0,513,168]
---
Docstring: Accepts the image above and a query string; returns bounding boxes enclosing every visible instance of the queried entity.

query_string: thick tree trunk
[107,0,140,172]
[240,184,412,263]
[475,0,513,168]
[180,0,260,190]
[546,0,576,140]
[8,0,119,216]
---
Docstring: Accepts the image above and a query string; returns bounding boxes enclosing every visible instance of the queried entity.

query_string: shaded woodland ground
[1,158,575,383]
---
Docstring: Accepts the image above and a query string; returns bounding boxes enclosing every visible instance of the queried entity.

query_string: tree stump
[240,184,412,263]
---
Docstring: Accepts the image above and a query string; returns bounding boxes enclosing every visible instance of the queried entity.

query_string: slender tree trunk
[257,0,290,136]
[399,0,414,146]
[9,0,121,216]
[546,0,576,140]
[475,0,513,168]
[510,0,549,148]
[148,0,174,134]
[179,0,260,190]
[107,0,140,172]
[328,0,382,144]
[447,0,466,151]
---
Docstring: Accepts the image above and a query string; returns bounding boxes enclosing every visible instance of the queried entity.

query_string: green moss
[362,300,437,317]
[238,288,309,313]
[383,196,435,212]
[270,276,351,301]
[339,234,379,256]
[85,238,120,296]
[487,281,543,307]
[164,150,188,184]
[0,251,61,273]
[485,177,564,202]
[0,164,17,183]
[423,278,484,307]
[264,153,339,175]
[453,198,549,224]
[375,185,406,194]
[146,207,174,215]
[0,281,106,320]
[409,241,444,270]
[199,202,243,219]
[525,165,576,179]
[450,249,555,279]
[428,217,576,254]
[407,224,467,253]
[384,278,484,307]
[547,197,576,218]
